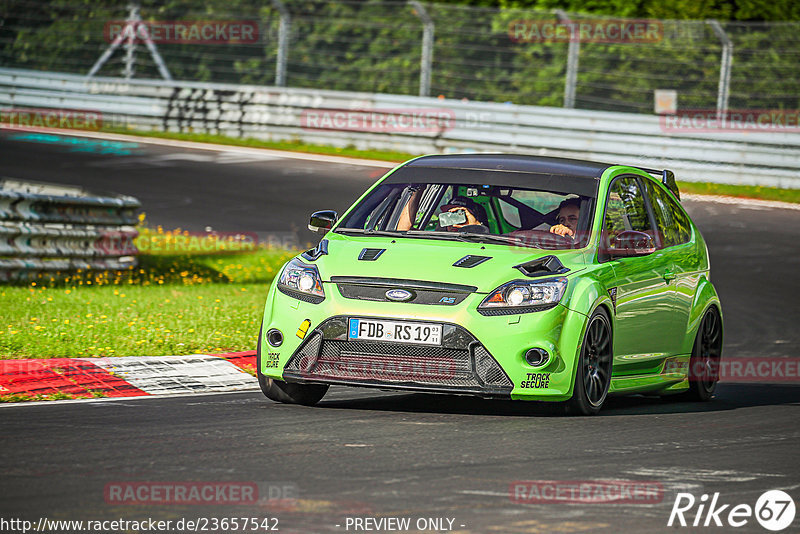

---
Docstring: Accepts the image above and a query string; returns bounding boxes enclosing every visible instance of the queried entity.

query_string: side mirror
[608,230,655,258]
[308,210,338,234]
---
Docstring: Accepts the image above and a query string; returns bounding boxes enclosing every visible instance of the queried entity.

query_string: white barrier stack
[0,179,140,281]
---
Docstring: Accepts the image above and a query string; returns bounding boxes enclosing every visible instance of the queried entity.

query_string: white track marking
[0,389,258,408]
[8,126,395,168]
[87,355,258,395]
[683,193,800,211]
[624,467,784,483]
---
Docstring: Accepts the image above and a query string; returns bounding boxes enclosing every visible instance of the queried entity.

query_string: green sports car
[257,154,723,415]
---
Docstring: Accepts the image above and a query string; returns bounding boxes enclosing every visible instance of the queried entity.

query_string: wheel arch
[683,274,723,355]
[562,282,616,396]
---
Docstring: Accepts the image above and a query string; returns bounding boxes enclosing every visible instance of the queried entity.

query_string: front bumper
[260,278,587,401]
[283,316,514,398]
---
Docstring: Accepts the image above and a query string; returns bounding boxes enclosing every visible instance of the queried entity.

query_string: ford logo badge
[385,289,414,302]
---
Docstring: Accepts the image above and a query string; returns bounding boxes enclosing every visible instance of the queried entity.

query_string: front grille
[316,340,474,386]
[331,276,476,306]
[336,284,468,305]
[283,317,512,396]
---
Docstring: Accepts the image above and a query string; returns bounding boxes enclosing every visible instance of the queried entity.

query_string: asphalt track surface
[1,130,799,533]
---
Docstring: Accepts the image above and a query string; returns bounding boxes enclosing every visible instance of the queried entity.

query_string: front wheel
[256,323,329,406]
[565,307,613,416]
[258,375,329,406]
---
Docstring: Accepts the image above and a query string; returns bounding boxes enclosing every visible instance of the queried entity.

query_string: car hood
[310,233,589,293]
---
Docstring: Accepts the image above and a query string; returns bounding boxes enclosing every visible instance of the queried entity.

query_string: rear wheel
[256,324,329,406]
[682,306,722,401]
[566,308,613,416]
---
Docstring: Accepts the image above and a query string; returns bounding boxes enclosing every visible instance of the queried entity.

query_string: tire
[565,307,613,416]
[681,306,723,402]
[256,323,329,406]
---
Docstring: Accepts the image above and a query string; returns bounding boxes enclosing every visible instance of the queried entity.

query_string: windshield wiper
[404,230,473,242]
[334,228,404,237]
[456,233,527,246]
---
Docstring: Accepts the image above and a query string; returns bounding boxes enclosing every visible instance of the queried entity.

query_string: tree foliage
[1,0,797,111]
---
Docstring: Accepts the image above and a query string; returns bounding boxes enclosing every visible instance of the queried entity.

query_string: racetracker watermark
[683,358,800,384]
[104,481,297,506]
[0,108,102,131]
[660,110,800,133]
[103,20,259,45]
[509,18,663,43]
[105,482,257,505]
[134,231,259,254]
[300,108,457,133]
[510,480,664,504]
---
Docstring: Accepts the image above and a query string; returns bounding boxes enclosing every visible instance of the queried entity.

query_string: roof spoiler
[637,167,680,200]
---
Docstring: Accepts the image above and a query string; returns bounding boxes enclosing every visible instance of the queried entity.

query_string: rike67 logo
[668,490,796,531]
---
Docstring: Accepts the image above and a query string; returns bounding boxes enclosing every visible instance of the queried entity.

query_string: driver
[550,198,581,239]
[440,196,489,233]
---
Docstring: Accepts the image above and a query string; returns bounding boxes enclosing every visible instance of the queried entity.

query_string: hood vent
[515,255,569,277]
[453,255,491,268]
[358,248,385,261]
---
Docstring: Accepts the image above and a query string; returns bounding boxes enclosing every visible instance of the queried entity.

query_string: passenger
[550,198,581,239]
[439,196,489,233]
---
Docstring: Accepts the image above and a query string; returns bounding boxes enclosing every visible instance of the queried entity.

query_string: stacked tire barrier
[0,179,140,282]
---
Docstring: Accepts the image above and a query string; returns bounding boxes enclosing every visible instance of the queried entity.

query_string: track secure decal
[520,373,550,389]
[264,352,280,368]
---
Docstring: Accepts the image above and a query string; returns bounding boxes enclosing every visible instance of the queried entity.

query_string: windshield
[336,179,596,250]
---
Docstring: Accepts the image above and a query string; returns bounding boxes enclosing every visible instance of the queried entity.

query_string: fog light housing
[267,329,284,347]
[525,348,549,367]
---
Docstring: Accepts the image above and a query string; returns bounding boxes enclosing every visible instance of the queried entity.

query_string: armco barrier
[0,178,140,281]
[1,68,799,188]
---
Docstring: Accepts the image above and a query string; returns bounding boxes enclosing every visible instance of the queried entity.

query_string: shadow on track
[313,383,800,417]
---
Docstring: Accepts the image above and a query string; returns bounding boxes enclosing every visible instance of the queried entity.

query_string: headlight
[478,277,567,315]
[277,258,325,302]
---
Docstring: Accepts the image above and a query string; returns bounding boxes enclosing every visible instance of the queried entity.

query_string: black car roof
[405,154,613,179]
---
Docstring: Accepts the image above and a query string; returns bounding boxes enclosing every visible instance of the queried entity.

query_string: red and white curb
[0,351,257,401]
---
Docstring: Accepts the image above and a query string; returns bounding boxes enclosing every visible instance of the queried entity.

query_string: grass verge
[0,247,297,359]
[676,181,800,204]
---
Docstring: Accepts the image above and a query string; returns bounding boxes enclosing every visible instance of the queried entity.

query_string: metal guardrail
[0,178,140,282]
[1,68,799,188]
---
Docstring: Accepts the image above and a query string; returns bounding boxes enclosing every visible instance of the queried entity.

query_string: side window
[604,176,655,246]
[646,181,691,247]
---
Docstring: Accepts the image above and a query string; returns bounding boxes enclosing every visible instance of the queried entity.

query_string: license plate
[348,318,442,346]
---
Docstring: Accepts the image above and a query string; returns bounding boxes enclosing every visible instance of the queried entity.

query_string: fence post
[272,0,291,87]
[555,10,579,109]
[122,2,138,80]
[409,1,434,97]
[707,20,733,117]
